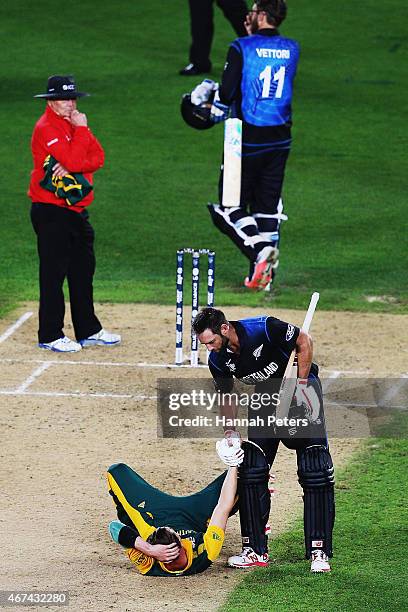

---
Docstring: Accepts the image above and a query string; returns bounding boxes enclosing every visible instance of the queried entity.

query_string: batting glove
[210,91,230,123]
[216,437,244,467]
[190,79,218,106]
[294,379,321,423]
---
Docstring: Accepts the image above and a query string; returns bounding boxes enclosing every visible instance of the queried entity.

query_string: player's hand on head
[149,543,180,562]
[216,436,244,466]
[210,91,230,123]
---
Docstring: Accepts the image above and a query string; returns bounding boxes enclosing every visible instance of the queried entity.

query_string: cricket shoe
[108,520,126,545]
[244,246,279,290]
[38,336,82,353]
[179,62,211,76]
[310,550,331,573]
[79,328,121,347]
[227,547,269,568]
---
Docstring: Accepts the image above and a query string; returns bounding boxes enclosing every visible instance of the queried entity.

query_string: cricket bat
[222,118,242,208]
[275,292,320,420]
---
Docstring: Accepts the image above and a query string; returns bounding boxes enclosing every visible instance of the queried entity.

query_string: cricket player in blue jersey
[206,0,299,290]
[193,307,335,573]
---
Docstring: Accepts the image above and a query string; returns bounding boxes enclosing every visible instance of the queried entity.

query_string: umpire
[208,0,300,290]
[180,0,248,76]
[28,75,120,352]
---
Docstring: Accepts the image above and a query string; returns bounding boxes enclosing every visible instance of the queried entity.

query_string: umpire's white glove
[294,379,321,423]
[190,79,219,105]
[216,437,244,467]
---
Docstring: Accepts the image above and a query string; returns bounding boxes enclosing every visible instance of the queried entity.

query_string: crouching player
[106,444,247,576]
[193,307,335,573]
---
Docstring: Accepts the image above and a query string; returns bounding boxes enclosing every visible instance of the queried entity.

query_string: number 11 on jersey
[259,65,286,99]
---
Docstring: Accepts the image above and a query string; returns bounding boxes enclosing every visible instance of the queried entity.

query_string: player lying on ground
[193,307,335,573]
[106,449,246,576]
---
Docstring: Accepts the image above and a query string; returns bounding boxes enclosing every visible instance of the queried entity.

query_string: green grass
[0,0,407,315]
[222,435,408,611]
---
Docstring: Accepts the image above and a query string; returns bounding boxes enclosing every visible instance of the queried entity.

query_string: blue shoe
[79,328,121,347]
[38,336,82,352]
[109,520,126,545]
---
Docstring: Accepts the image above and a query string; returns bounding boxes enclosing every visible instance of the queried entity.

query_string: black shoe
[179,62,211,76]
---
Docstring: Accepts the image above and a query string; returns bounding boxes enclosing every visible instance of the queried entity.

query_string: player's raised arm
[208,466,239,532]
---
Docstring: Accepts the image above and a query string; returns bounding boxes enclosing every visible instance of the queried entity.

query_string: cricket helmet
[180,93,215,130]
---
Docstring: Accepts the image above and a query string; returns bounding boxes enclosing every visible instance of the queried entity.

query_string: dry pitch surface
[1,303,407,611]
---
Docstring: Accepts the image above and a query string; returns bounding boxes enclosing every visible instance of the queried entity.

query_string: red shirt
[28,105,105,212]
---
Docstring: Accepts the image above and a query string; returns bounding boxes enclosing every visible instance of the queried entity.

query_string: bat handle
[301,291,320,333]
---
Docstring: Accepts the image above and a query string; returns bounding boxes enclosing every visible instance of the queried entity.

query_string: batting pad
[107,463,228,534]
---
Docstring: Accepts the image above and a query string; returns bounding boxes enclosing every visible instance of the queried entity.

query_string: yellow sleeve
[203,525,225,562]
[107,473,156,540]
[127,548,154,575]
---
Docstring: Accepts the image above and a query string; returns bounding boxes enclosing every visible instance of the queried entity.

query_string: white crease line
[0,312,33,344]
[137,362,209,369]
[326,401,407,410]
[15,362,52,393]
[0,358,375,375]
[0,390,156,400]
[322,370,341,393]
[376,375,408,407]
[321,369,371,375]
[0,358,209,368]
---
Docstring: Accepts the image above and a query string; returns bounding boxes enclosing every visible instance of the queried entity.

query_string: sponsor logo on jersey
[226,359,236,372]
[46,138,58,146]
[212,532,222,541]
[256,48,291,59]
[286,324,295,341]
[253,344,263,360]
[240,361,279,384]
[312,540,323,548]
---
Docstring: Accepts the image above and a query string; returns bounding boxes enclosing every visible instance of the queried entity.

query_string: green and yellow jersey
[127,524,224,576]
[107,463,229,577]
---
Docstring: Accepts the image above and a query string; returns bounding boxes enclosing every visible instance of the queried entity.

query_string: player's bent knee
[297,444,335,488]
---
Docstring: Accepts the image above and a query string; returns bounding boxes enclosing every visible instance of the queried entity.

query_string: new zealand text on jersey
[241,361,279,384]
[256,48,290,59]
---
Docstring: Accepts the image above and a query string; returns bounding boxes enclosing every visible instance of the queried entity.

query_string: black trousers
[218,148,290,216]
[30,203,101,343]
[188,0,248,69]
[211,148,290,264]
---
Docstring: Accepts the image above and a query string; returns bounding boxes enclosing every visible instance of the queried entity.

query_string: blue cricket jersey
[208,316,318,390]
[231,34,300,127]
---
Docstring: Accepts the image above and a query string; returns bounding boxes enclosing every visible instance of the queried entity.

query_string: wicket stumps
[176,248,215,366]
